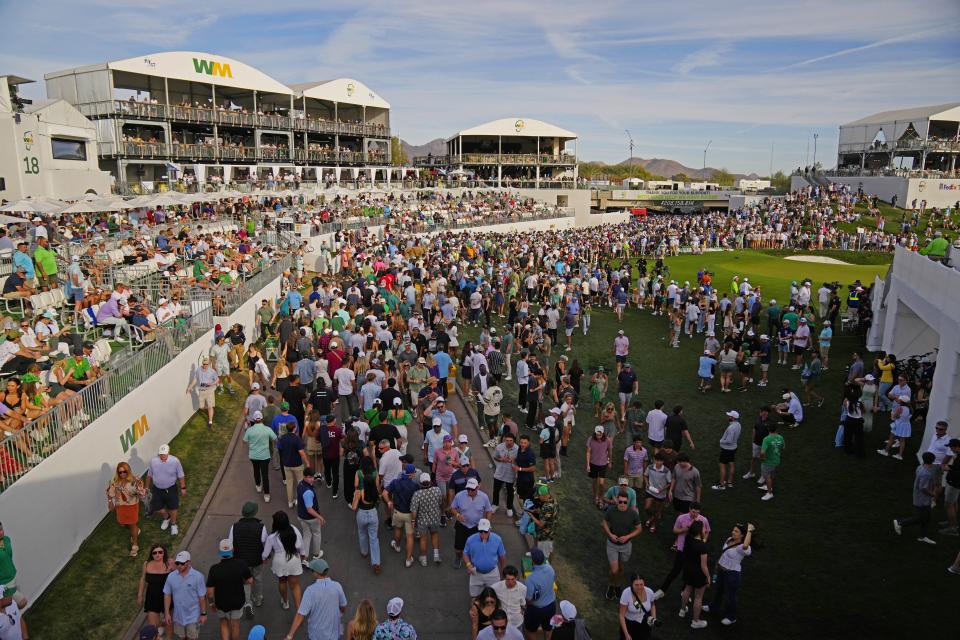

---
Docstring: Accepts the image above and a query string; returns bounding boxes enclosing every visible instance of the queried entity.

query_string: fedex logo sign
[192,57,233,78]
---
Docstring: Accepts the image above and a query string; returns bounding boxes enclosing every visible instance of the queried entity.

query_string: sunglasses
[493,626,507,633]
[617,500,629,504]
[118,470,128,475]
[175,561,186,566]
[152,550,164,556]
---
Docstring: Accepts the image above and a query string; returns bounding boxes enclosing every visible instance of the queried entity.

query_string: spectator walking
[262,511,304,610]
[284,558,347,640]
[704,522,754,626]
[492,566,527,631]
[147,444,186,537]
[206,539,252,640]
[523,548,556,639]
[243,411,277,503]
[346,599,377,640]
[227,502,267,615]
[893,452,939,544]
[277,420,309,508]
[373,597,418,639]
[759,423,785,501]
[618,573,657,639]
[654,502,710,601]
[602,487,643,600]
[463,518,507,596]
[351,456,383,574]
[743,406,772,479]
[679,520,711,629]
[712,411,741,491]
[106,461,147,556]
[586,426,613,508]
[186,358,219,428]
[410,472,443,566]
[296,468,327,563]
[451,478,493,570]
[138,544,174,637]
[383,464,420,567]
[669,453,701,514]
[163,551,207,640]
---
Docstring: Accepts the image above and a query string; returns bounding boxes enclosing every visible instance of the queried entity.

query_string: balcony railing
[170,143,217,160]
[78,100,390,138]
[413,154,576,166]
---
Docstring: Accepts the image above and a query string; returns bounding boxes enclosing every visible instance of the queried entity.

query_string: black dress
[682,538,709,588]
[144,570,170,613]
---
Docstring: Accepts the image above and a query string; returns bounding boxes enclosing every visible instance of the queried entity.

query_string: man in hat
[523,547,557,637]
[463,518,507,596]
[147,444,186,537]
[450,477,493,569]
[373,597,418,639]
[163,551,207,640]
[2,265,33,305]
[712,411,742,491]
[186,357,220,427]
[227,501,267,614]
[284,558,346,640]
[613,329,629,375]
[206,539,252,639]
[617,362,638,423]
[548,601,581,640]
[383,464,420,567]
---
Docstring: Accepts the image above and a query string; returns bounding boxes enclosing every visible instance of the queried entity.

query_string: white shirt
[516,359,529,385]
[645,408,668,442]
[0,601,23,640]
[378,448,402,485]
[927,434,953,464]
[333,367,356,395]
[718,539,752,571]
[491,580,527,628]
[262,526,303,561]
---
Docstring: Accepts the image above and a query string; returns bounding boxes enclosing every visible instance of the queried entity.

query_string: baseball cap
[251,410,263,421]
[549,407,562,415]
[617,329,624,335]
[139,625,160,640]
[280,401,290,410]
[442,434,452,441]
[477,518,491,532]
[459,456,471,466]
[799,317,807,323]
[618,477,628,485]
[466,478,479,489]
[545,416,557,427]
[726,410,740,419]
[403,463,417,474]
[432,417,442,427]
[537,484,550,495]
[419,472,431,484]
[782,392,792,399]
[559,600,577,620]
[218,539,233,557]
[242,501,258,517]
[247,626,266,640]
[308,558,329,574]
[824,320,832,325]
[174,550,191,563]
[251,382,260,390]
[530,548,545,564]
[624,362,632,368]
[864,374,875,381]
[594,425,605,434]
[417,357,426,364]
[387,597,404,617]
[458,434,469,443]
[158,444,170,455]
[435,396,446,403]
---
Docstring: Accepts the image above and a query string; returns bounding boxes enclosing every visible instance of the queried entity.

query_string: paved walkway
[183,386,529,639]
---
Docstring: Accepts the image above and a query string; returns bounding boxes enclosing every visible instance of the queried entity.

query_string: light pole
[703,140,712,179]
[812,133,819,170]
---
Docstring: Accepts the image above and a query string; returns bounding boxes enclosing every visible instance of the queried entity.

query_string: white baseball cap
[252,410,263,421]
[545,416,557,426]
[477,518,491,532]
[174,550,191,563]
[251,382,260,390]
[458,434,469,443]
[594,425,605,434]
[158,444,170,455]
[466,478,479,489]
[387,597,404,617]
[559,600,577,620]
[726,410,740,419]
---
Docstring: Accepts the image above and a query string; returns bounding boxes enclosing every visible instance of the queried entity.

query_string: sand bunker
[783,255,851,265]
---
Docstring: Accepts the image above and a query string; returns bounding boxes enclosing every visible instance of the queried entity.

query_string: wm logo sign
[119,415,150,454]
[192,58,233,78]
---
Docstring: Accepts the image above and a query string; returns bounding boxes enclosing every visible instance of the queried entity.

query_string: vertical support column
[164,77,169,107]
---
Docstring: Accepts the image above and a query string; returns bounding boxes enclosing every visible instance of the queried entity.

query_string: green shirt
[0,536,15,585]
[604,485,637,509]
[192,260,205,279]
[761,433,785,467]
[65,357,91,380]
[257,306,273,325]
[34,246,58,276]
[782,312,799,331]
[262,405,280,428]
[243,422,277,461]
[919,236,949,257]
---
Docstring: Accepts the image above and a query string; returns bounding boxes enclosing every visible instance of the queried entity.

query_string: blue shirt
[277,432,306,467]
[431,409,458,436]
[433,351,453,378]
[147,455,185,490]
[163,568,206,626]
[386,475,419,513]
[295,358,316,385]
[525,564,556,607]
[297,578,347,640]
[450,489,492,528]
[819,327,833,347]
[271,413,299,435]
[463,531,506,573]
[13,251,34,279]
[287,290,303,311]
[697,356,716,378]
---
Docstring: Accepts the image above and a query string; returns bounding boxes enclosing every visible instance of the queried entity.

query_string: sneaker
[326,482,333,489]
[506,509,514,517]
[725,483,734,489]
[419,556,428,567]
[817,399,824,407]
[281,599,290,610]
[255,484,263,493]
[710,483,726,491]
[491,505,500,514]
[434,553,442,564]
[761,492,774,501]
[281,478,287,486]
[171,524,179,536]
[939,527,959,536]
[948,565,960,575]
[721,618,736,626]
[876,449,889,456]
[605,585,617,601]
[893,454,903,460]
[917,537,937,545]
[160,519,170,531]
[679,605,688,618]
[288,501,294,508]
[331,493,339,499]
[244,604,254,620]
[405,557,414,568]
[653,589,665,601]
[264,494,271,503]
[690,620,708,629]
[390,540,402,553]
[742,471,756,479]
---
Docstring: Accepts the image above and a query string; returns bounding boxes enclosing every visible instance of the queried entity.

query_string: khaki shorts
[198,386,216,408]
[174,622,199,639]
[626,474,644,489]
[217,609,243,620]
[393,510,414,535]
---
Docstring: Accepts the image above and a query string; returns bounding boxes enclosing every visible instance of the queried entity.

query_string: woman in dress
[303,410,324,472]
[346,598,377,640]
[591,367,609,419]
[469,587,500,639]
[679,520,710,629]
[138,543,175,638]
[858,374,878,433]
[878,395,912,460]
[107,461,147,556]
[261,510,304,610]
[618,573,657,639]
[271,358,290,396]
[460,341,474,395]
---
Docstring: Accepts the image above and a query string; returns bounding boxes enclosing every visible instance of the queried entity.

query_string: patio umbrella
[144,193,186,208]
[0,199,63,214]
[0,214,31,226]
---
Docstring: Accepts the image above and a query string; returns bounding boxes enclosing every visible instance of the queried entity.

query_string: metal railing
[78,100,390,138]
[0,307,213,492]
[413,154,576,166]
[212,254,294,317]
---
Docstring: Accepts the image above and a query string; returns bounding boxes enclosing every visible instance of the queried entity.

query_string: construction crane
[625,130,636,161]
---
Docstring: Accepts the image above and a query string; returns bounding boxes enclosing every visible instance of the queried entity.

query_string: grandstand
[413,117,578,188]
[43,52,395,193]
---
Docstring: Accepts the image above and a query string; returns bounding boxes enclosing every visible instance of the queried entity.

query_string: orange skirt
[115,503,140,526]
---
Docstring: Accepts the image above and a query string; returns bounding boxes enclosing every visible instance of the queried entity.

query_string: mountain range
[398,139,760,180]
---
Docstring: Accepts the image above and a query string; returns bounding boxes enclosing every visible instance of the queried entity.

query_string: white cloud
[672,42,733,75]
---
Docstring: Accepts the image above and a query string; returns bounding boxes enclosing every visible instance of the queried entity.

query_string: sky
[2,0,959,174]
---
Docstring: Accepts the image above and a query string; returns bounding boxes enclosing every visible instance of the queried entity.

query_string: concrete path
[183,386,529,639]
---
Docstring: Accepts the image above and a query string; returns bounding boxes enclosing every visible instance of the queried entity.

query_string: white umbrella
[0,214,31,226]
[0,199,63,214]
[59,201,104,214]
[144,193,186,208]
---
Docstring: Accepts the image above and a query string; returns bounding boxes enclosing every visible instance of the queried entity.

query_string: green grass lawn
[25,376,247,640]
[461,250,954,639]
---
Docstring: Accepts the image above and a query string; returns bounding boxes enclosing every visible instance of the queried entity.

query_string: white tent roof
[842,103,960,127]
[448,118,577,141]
[290,78,389,109]
[48,52,293,96]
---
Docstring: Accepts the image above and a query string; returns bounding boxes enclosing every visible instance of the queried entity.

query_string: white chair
[93,338,112,365]
[38,291,55,311]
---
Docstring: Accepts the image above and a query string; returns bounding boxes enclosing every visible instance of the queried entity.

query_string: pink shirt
[614,335,630,356]
[587,436,612,466]
[433,447,457,482]
[672,513,711,551]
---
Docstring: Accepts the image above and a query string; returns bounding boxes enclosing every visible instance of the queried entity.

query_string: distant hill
[613,157,758,181]
[401,138,446,160]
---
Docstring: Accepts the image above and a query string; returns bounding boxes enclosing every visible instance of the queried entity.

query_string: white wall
[815,176,960,209]
[0,273,287,603]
